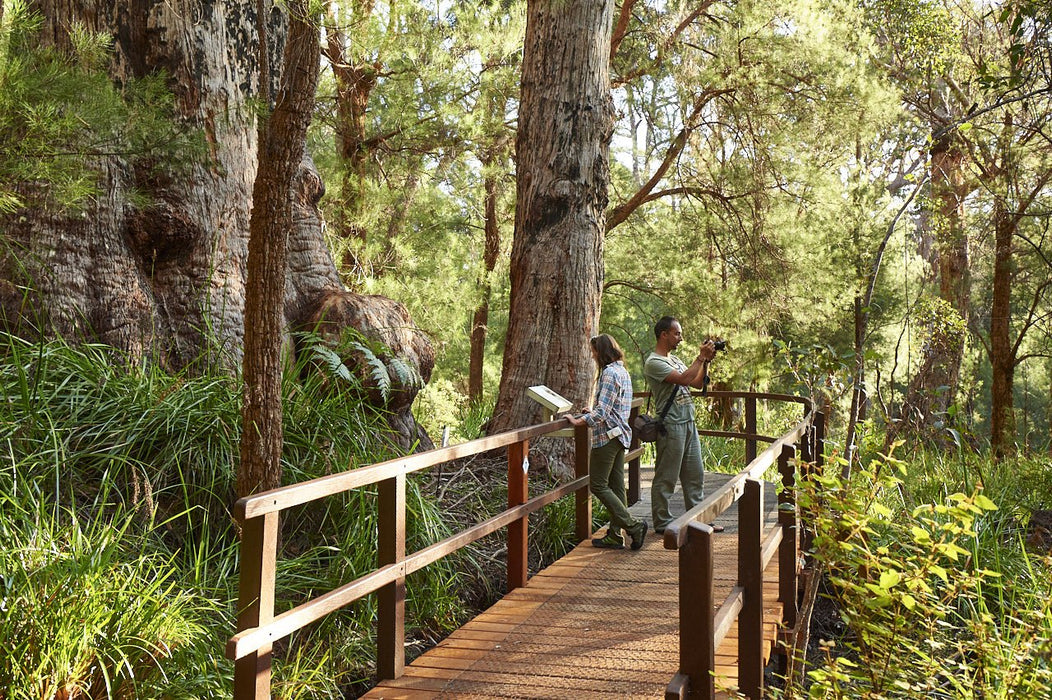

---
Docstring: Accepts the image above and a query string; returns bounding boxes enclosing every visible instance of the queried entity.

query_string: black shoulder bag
[631,389,678,443]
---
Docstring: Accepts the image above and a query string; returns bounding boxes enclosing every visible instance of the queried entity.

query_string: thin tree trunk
[490,0,616,451]
[989,196,1016,460]
[469,167,501,403]
[238,0,321,498]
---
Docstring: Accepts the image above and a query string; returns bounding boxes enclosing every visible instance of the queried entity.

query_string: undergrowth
[0,334,487,697]
[781,448,1052,699]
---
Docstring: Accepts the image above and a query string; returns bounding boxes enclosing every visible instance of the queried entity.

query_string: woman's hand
[564,413,587,427]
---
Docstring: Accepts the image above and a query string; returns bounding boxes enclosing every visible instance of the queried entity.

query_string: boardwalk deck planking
[364,521,783,699]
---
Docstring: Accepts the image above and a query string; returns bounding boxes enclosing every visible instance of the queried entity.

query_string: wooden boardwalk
[364,473,784,699]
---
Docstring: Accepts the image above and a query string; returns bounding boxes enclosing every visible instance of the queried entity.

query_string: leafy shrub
[797,454,1052,698]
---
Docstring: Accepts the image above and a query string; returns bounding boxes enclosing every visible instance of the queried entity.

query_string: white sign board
[526,385,573,414]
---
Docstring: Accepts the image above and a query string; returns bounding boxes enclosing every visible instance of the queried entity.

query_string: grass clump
[0,496,218,697]
[0,333,466,697]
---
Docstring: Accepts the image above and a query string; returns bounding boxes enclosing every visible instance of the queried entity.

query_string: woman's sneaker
[591,530,625,549]
[628,521,648,550]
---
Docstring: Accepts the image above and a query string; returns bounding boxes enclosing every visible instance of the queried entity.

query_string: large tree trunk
[490,0,616,469]
[2,1,432,449]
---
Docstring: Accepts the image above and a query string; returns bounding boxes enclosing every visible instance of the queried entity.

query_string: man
[643,316,720,534]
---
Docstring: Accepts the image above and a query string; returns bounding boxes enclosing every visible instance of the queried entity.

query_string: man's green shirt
[643,352,695,424]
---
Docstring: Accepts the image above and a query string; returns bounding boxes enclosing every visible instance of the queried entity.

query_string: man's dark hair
[654,315,679,340]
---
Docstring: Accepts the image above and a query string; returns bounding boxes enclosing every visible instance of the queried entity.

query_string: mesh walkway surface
[363,470,781,699]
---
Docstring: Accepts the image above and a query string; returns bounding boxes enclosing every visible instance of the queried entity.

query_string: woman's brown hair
[590,333,624,368]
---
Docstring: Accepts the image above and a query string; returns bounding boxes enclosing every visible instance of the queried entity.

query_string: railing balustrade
[226,390,821,700]
[227,419,593,699]
[663,391,825,699]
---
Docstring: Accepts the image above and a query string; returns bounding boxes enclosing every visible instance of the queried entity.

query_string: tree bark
[238,0,321,498]
[490,0,616,459]
[3,0,433,449]
[989,197,1016,460]
[469,166,501,403]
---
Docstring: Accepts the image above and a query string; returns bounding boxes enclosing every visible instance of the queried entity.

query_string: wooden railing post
[508,440,529,591]
[814,411,826,469]
[800,412,814,465]
[668,523,715,700]
[233,511,278,700]
[778,444,798,663]
[627,404,641,505]
[573,424,591,543]
[738,479,764,699]
[745,396,757,465]
[377,470,406,680]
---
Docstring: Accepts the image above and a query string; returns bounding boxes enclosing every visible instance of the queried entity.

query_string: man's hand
[697,339,716,363]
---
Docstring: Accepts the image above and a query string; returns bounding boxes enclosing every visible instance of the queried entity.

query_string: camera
[712,338,728,352]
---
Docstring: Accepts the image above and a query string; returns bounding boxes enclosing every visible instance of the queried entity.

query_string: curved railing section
[658,390,825,700]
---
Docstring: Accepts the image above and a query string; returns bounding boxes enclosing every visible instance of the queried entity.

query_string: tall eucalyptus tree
[489,0,616,442]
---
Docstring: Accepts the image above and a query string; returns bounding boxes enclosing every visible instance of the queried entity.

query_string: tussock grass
[0,334,466,697]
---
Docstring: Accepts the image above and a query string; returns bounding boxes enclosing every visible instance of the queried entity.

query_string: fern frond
[349,341,391,402]
[311,344,353,383]
[389,357,423,391]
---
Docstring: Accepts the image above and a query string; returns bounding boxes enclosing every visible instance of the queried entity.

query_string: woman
[566,334,648,550]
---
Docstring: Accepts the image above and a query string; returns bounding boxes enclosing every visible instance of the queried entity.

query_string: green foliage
[0,334,463,696]
[601,0,907,398]
[774,340,854,409]
[862,0,959,75]
[986,0,1051,89]
[798,453,1052,698]
[0,497,216,697]
[915,297,967,354]
[0,2,202,212]
[413,378,494,445]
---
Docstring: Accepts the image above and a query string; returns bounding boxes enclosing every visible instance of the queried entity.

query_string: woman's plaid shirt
[583,360,633,449]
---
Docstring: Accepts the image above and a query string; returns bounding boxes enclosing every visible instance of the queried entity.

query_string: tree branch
[610,0,638,60]
[606,88,733,231]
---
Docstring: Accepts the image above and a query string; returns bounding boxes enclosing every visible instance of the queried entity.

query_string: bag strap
[657,386,678,421]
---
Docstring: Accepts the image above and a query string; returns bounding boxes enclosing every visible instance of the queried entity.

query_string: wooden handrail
[235,418,574,520]
[226,475,588,660]
[662,400,824,700]
[228,417,593,699]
